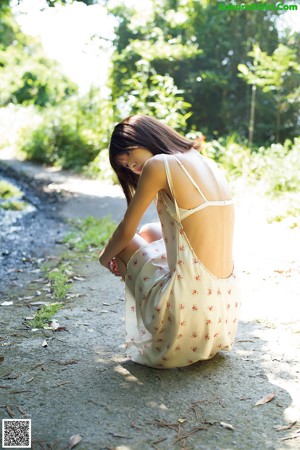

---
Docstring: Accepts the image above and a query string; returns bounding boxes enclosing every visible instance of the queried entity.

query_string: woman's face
[116,148,153,175]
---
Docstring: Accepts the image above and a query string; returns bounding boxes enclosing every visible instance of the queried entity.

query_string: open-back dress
[124,154,241,368]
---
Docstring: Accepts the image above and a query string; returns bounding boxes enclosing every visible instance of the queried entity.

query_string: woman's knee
[117,233,146,265]
[139,222,162,243]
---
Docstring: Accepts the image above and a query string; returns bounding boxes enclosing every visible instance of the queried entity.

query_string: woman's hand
[108,257,121,277]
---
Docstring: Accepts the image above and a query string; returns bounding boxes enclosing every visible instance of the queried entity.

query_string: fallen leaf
[220,421,234,431]
[274,421,297,431]
[54,381,72,388]
[50,320,60,330]
[6,406,14,417]
[24,316,36,320]
[254,392,275,406]
[0,355,4,364]
[73,276,86,281]
[67,293,82,299]
[16,405,27,417]
[178,418,186,424]
[65,270,74,277]
[29,302,49,306]
[42,340,48,347]
[55,326,68,332]
[1,301,13,306]
[25,377,35,383]
[41,287,51,293]
[280,428,300,441]
[52,359,78,366]
[68,434,82,449]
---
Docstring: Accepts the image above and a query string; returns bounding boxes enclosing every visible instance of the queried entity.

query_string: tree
[238,44,300,143]
[0,9,78,107]
[107,0,285,143]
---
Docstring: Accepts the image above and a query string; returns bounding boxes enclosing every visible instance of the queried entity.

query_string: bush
[18,90,112,172]
[253,139,300,194]
[203,135,300,195]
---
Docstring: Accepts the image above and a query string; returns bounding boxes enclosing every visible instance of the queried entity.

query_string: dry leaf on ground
[68,434,82,449]
[254,392,275,406]
[274,421,297,431]
[178,418,186,423]
[220,421,234,431]
[50,320,60,330]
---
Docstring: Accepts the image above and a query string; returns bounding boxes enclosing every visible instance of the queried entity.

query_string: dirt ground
[0,151,299,450]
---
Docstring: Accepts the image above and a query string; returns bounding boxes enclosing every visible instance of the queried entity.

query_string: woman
[99,114,240,368]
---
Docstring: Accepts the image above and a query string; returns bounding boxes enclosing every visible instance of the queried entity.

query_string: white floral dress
[124,154,241,368]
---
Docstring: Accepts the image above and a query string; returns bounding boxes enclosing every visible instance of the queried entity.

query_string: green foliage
[108,0,300,144]
[27,303,63,329]
[64,216,117,253]
[46,0,99,5]
[0,11,77,107]
[0,179,28,211]
[48,265,72,299]
[108,4,195,128]
[0,199,27,211]
[238,44,300,142]
[204,136,300,195]
[83,148,118,183]
[268,203,300,228]
[0,180,22,199]
[17,89,111,171]
[253,139,300,194]
[114,58,192,130]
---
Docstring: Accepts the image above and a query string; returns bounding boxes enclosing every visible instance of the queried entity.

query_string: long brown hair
[109,115,200,204]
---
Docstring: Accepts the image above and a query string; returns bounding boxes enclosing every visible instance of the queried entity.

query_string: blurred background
[0,0,300,226]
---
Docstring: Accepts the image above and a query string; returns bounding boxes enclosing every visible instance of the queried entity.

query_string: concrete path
[1,151,299,450]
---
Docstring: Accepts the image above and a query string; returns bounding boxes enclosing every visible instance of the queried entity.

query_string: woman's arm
[99,156,166,267]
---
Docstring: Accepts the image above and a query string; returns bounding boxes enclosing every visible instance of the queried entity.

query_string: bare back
[163,149,234,279]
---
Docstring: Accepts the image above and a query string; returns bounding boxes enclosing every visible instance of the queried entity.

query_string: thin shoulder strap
[162,155,180,220]
[172,155,208,202]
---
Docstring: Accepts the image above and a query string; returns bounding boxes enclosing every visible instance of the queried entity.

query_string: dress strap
[172,155,208,202]
[162,155,180,221]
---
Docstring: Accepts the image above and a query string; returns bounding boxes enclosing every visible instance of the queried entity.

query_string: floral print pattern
[124,160,241,369]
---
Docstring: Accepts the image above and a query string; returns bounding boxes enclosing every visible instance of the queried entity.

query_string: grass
[30,215,116,329]
[47,264,72,299]
[28,303,63,329]
[63,215,116,253]
[0,180,23,199]
[0,180,29,211]
[1,199,28,210]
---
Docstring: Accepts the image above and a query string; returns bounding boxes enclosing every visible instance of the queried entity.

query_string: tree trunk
[275,105,280,142]
[249,85,256,147]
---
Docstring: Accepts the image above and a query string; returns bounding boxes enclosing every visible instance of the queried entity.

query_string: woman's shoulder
[143,153,166,170]
[140,154,166,185]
